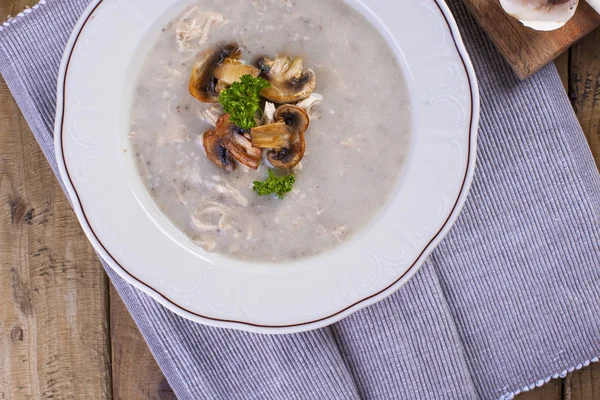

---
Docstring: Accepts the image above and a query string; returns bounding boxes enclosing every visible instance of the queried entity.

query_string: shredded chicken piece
[261,102,277,125]
[138,155,152,180]
[204,181,249,207]
[191,203,232,232]
[171,183,189,206]
[176,9,226,52]
[199,105,224,127]
[296,93,323,120]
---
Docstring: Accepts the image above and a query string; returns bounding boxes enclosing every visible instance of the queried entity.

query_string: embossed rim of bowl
[55,0,480,334]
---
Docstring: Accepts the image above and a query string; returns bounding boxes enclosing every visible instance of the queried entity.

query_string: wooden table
[0,0,598,398]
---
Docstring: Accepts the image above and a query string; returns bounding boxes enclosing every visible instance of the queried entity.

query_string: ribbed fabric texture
[1,0,599,399]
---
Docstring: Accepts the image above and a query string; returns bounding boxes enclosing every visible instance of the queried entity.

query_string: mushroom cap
[267,134,306,170]
[500,0,579,31]
[257,56,317,104]
[189,44,259,103]
[251,105,309,170]
[274,104,310,133]
[205,114,262,170]
[203,127,236,172]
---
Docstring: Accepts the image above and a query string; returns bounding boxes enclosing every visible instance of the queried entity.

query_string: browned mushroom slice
[257,55,317,104]
[213,58,260,92]
[217,115,262,170]
[223,131,262,170]
[189,44,259,103]
[250,122,293,149]
[203,128,235,172]
[268,134,306,170]
[251,105,309,170]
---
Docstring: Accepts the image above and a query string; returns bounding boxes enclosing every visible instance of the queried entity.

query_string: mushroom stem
[251,105,310,170]
[283,57,305,80]
[251,122,293,149]
[214,58,260,87]
[258,55,317,103]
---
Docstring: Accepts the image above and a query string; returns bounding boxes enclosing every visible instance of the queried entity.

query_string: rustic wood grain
[517,379,563,400]
[570,26,600,170]
[461,0,600,79]
[0,1,112,397]
[555,52,570,92]
[565,363,600,400]
[110,285,176,400]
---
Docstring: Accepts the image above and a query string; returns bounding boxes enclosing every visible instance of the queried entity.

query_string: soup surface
[129,0,411,262]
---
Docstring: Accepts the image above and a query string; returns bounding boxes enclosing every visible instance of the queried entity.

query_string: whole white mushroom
[500,0,579,31]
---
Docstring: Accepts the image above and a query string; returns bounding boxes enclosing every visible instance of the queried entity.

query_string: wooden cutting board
[461,0,600,79]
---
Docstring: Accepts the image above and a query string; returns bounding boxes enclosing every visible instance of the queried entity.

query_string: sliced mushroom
[203,128,236,172]
[257,55,317,103]
[251,105,309,169]
[204,114,262,171]
[189,44,260,103]
[213,58,260,92]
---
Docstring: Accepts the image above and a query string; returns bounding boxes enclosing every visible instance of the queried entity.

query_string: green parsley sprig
[219,75,270,130]
[253,170,295,199]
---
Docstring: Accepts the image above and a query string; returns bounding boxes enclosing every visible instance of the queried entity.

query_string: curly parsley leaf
[253,170,296,199]
[219,75,270,130]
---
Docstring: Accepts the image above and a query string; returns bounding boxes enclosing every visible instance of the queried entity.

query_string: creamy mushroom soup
[129,0,411,262]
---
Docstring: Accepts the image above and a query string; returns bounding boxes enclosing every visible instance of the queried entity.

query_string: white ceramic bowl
[55,0,479,334]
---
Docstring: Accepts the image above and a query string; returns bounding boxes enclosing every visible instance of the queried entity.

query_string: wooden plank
[564,23,600,400]
[570,26,600,170]
[516,378,563,400]
[461,0,600,79]
[0,1,112,396]
[555,51,570,92]
[0,1,172,397]
[565,363,600,400]
[110,284,176,400]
